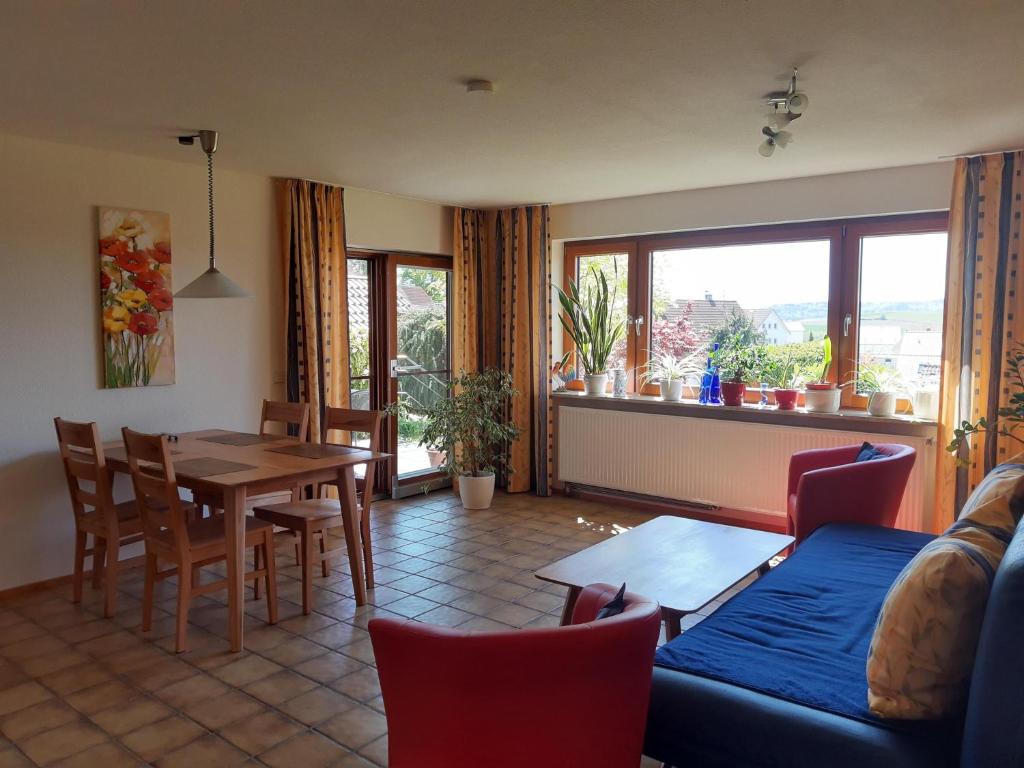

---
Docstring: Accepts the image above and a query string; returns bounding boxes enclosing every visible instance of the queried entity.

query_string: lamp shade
[174,266,250,298]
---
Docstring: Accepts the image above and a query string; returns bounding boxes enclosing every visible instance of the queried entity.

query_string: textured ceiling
[1,0,1021,206]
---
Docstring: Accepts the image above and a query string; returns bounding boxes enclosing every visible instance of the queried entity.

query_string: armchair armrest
[787,445,862,496]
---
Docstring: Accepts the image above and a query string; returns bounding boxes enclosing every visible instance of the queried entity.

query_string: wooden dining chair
[54,418,145,618]
[197,399,311,519]
[121,427,279,652]
[253,407,383,613]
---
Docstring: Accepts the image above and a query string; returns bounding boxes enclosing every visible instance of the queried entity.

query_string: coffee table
[535,516,794,640]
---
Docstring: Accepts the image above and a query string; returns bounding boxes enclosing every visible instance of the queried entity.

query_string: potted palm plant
[417,368,520,510]
[854,362,904,417]
[640,353,699,401]
[803,335,841,413]
[557,268,625,396]
[763,350,802,410]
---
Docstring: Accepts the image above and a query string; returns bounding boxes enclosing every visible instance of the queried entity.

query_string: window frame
[562,211,949,407]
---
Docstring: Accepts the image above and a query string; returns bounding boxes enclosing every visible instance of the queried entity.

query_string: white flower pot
[459,472,495,510]
[867,391,898,417]
[803,387,841,413]
[583,373,608,395]
[912,390,939,421]
[659,379,684,401]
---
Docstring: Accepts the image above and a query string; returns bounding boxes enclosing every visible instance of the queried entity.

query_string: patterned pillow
[865,459,1024,719]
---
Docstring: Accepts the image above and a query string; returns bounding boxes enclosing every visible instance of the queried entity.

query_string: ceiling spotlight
[759,126,792,157]
[465,79,494,94]
[767,67,809,119]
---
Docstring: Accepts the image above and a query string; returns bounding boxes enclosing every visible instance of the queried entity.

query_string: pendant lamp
[175,130,250,298]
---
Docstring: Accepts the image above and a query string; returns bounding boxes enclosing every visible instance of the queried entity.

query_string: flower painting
[99,207,175,387]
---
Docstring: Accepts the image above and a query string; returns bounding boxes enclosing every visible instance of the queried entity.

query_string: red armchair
[787,443,916,547]
[369,583,662,768]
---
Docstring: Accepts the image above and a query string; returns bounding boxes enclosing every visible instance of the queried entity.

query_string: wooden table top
[103,429,390,496]
[535,516,794,614]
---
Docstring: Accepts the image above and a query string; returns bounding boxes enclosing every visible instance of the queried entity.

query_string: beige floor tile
[258,731,351,768]
[292,651,364,684]
[485,602,544,628]
[39,663,111,696]
[153,734,248,768]
[328,667,381,703]
[51,741,143,768]
[0,747,32,767]
[0,700,79,742]
[243,669,318,706]
[317,703,387,750]
[278,686,353,725]
[211,655,283,687]
[19,721,107,765]
[219,709,304,754]
[123,659,197,692]
[91,696,174,736]
[182,690,264,731]
[360,734,388,766]
[152,672,229,709]
[65,681,139,715]
[119,715,205,763]
[260,636,328,666]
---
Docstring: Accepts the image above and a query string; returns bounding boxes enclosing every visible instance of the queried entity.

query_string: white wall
[549,162,955,358]
[0,132,451,591]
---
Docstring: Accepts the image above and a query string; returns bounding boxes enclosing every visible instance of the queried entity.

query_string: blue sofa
[643,520,1024,767]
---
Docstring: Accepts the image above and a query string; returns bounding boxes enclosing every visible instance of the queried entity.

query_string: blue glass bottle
[698,354,712,404]
[759,382,769,408]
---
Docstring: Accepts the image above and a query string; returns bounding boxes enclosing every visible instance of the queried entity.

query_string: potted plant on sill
[640,353,699,402]
[803,335,841,414]
[556,267,625,396]
[716,339,767,407]
[417,368,520,510]
[853,361,904,417]
[762,351,802,410]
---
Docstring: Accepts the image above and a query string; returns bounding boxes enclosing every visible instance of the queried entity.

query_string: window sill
[552,390,937,439]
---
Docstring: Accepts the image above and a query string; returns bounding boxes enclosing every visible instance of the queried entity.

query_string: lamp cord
[207,150,215,268]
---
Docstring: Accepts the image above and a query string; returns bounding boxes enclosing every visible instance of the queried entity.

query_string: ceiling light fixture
[465,79,494,94]
[174,130,249,298]
[759,67,807,157]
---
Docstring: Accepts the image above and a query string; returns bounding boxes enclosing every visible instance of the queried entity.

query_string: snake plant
[556,267,625,376]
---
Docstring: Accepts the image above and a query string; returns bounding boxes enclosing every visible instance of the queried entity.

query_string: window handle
[843,313,852,337]
[634,315,645,337]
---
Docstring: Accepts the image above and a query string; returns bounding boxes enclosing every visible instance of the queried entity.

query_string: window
[562,213,948,407]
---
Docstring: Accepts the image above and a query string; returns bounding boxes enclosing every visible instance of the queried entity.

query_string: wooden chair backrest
[54,417,115,528]
[121,427,189,559]
[260,399,310,441]
[323,407,384,509]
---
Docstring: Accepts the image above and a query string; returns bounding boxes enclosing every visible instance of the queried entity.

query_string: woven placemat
[172,457,257,477]
[197,432,281,446]
[266,443,365,459]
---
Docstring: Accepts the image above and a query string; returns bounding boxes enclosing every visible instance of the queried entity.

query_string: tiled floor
[0,490,716,766]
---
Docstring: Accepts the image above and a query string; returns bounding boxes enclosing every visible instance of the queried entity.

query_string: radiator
[556,407,936,532]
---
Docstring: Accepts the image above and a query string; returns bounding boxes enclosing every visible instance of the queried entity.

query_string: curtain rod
[938,147,1024,160]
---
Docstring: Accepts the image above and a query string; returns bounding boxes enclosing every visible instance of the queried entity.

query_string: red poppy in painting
[100,272,111,290]
[128,312,159,336]
[132,269,164,293]
[147,288,173,312]
[151,241,172,263]
[116,250,149,273]
[100,237,129,258]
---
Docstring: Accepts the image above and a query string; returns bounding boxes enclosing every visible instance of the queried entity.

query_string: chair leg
[103,539,120,618]
[293,530,301,566]
[72,529,87,604]
[263,533,278,625]
[301,529,314,615]
[361,508,375,590]
[318,533,329,578]
[253,545,262,600]
[175,559,192,653]
[142,553,157,632]
[91,535,106,589]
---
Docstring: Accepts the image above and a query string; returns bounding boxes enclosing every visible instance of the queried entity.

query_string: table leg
[757,562,771,577]
[223,485,246,652]
[559,585,582,626]
[338,466,367,606]
[664,610,683,641]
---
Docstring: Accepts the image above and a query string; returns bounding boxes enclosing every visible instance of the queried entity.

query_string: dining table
[103,428,389,652]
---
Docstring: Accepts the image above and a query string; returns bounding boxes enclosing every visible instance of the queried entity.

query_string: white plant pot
[583,373,608,395]
[867,391,898,417]
[659,379,685,401]
[912,390,939,421]
[803,388,841,413]
[459,472,495,510]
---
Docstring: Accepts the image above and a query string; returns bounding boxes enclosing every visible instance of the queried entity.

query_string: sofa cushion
[866,481,1020,719]
[654,523,934,725]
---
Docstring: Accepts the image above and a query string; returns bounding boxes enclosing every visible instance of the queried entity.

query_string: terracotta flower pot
[774,388,799,410]
[721,380,746,407]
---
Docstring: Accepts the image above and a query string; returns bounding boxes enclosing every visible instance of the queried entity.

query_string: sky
[651,232,948,311]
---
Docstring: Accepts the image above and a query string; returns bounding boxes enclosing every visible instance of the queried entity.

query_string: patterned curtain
[280,179,350,443]
[453,206,553,495]
[936,152,1024,530]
